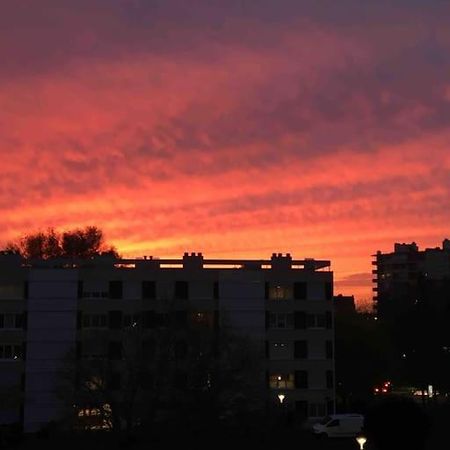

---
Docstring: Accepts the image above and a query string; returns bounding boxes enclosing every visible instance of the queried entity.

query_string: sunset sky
[1,1,450,308]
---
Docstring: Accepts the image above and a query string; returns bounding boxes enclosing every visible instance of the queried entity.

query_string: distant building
[373,239,450,320]
[333,295,356,316]
[0,251,335,432]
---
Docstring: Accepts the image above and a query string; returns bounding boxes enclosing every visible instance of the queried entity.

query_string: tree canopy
[4,226,119,259]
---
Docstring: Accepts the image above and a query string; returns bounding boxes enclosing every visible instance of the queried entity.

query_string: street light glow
[356,436,367,450]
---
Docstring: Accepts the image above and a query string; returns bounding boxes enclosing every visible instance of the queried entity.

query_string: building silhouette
[373,239,450,320]
[0,251,335,432]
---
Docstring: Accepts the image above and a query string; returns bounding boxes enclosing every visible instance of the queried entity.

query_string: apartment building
[373,239,450,319]
[0,251,335,432]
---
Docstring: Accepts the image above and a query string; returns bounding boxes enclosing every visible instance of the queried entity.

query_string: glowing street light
[356,436,367,450]
[277,393,285,404]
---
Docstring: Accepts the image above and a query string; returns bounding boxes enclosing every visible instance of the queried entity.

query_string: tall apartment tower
[0,252,335,432]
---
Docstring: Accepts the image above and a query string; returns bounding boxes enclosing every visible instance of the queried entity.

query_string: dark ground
[2,403,449,450]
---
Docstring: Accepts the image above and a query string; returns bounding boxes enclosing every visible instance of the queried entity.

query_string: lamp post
[277,393,285,404]
[356,435,367,450]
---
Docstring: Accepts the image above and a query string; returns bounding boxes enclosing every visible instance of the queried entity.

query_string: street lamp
[356,436,367,450]
[277,393,285,404]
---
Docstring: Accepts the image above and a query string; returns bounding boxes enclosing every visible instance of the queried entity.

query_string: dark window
[174,370,187,389]
[327,419,340,427]
[77,311,82,330]
[264,282,269,300]
[175,340,187,360]
[213,282,219,300]
[157,313,169,328]
[76,341,82,360]
[326,370,334,389]
[214,311,219,330]
[294,311,306,329]
[174,311,187,329]
[325,282,333,301]
[108,311,123,330]
[108,341,122,360]
[175,281,189,300]
[306,314,315,328]
[143,310,156,329]
[22,312,27,330]
[326,341,333,359]
[265,341,269,358]
[265,311,270,329]
[296,400,308,417]
[22,343,27,360]
[317,314,326,328]
[295,370,308,389]
[326,311,333,329]
[108,372,121,390]
[294,282,307,300]
[142,339,155,359]
[142,281,156,300]
[24,282,28,300]
[77,281,83,299]
[294,340,308,359]
[109,281,123,299]
[327,399,335,415]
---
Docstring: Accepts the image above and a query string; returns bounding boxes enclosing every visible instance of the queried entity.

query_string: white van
[312,414,364,438]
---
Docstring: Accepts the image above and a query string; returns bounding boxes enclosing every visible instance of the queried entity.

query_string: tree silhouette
[4,226,118,259]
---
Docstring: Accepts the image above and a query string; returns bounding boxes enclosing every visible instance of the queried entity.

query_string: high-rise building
[373,239,450,319]
[0,251,335,432]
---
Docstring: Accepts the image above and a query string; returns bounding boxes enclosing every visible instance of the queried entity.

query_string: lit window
[269,373,295,389]
[268,284,293,300]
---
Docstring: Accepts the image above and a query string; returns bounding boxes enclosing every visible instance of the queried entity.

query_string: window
[326,341,333,359]
[268,284,293,300]
[294,340,308,359]
[190,312,213,328]
[295,370,308,389]
[294,282,307,300]
[172,311,186,329]
[269,373,295,389]
[269,313,294,329]
[123,314,139,328]
[109,281,123,299]
[326,311,333,329]
[0,344,22,360]
[306,314,326,328]
[142,339,155,359]
[213,282,219,300]
[326,370,334,389]
[108,311,122,330]
[294,311,306,329]
[269,342,290,360]
[143,311,156,329]
[175,281,189,300]
[296,401,308,417]
[108,341,122,360]
[108,372,121,390]
[325,282,333,301]
[142,281,156,300]
[174,340,187,360]
[0,313,22,329]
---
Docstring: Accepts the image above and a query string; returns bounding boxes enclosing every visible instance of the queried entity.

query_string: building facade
[0,252,335,432]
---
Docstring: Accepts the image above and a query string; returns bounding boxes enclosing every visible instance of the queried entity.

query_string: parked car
[312,414,364,438]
